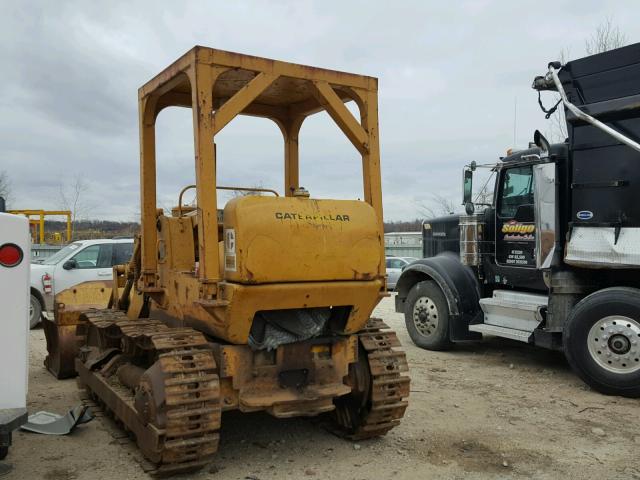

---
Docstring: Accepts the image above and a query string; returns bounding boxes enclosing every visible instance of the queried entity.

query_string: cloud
[1,0,637,221]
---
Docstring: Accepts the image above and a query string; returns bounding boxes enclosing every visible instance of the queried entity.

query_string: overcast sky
[1,0,639,222]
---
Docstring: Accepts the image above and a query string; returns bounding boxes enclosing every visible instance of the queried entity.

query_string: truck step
[468,323,533,343]
[478,290,547,333]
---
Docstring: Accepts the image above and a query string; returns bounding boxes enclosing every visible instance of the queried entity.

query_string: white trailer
[0,205,29,460]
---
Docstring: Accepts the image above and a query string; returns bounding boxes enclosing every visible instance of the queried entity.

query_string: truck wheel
[0,446,7,460]
[404,280,452,351]
[564,287,640,398]
[30,293,42,329]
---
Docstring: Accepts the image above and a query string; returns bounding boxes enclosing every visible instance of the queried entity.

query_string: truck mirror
[63,259,77,270]
[463,169,473,205]
[465,202,475,215]
[534,130,551,153]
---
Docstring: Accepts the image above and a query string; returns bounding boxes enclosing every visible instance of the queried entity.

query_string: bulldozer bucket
[43,281,114,379]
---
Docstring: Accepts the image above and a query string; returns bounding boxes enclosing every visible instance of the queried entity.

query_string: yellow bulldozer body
[45,46,409,475]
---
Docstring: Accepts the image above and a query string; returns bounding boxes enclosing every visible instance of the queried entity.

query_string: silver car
[386,256,418,291]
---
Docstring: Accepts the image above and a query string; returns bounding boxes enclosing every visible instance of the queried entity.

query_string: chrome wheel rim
[29,296,40,327]
[587,315,640,374]
[413,296,439,337]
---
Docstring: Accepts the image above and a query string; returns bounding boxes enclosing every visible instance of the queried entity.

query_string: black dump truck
[396,43,640,397]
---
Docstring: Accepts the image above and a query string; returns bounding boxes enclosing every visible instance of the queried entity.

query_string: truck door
[53,243,114,295]
[493,164,546,289]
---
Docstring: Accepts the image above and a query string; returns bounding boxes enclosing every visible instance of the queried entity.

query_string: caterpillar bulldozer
[56,47,409,475]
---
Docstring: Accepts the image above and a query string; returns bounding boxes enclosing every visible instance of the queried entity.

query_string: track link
[331,317,410,440]
[80,310,221,476]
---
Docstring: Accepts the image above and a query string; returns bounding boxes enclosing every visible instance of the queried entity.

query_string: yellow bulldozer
[51,46,410,475]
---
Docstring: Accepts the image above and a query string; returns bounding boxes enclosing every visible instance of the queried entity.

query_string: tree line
[44,219,139,240]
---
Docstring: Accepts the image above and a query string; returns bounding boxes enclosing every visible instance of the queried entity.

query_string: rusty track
[330,318,410,440]
[78,310,221,476]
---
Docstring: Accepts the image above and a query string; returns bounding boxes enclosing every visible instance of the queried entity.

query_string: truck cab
[459,144,564,342]
[395,43,640,397]
[464,143,568,292]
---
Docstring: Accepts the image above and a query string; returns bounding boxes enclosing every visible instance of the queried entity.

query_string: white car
[29,238,134,328]
[386,256,418,291]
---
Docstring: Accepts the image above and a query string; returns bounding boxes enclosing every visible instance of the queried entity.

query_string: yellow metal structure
[8,210,72,243]
[43,280,113,378]
[137,47,384,299]
[59,47,409,475]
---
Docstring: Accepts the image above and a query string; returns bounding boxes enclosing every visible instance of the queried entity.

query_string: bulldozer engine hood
[223,196,382,284]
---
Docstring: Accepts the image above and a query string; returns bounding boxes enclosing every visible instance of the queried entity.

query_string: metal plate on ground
[20,405,93,435]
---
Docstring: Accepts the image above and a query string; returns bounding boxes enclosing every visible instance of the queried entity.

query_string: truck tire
[0,446,7,460]
[30,293,42,329]
[564,287,640,398]
[404,280,452,351]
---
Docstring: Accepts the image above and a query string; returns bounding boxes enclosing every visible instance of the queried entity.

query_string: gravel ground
[4,297,639,480]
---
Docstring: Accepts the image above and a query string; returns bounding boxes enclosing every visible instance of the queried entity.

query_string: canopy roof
[140,46,377,125]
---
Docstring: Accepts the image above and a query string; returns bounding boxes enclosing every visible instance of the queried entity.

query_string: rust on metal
[329,318,410,440]
[50,46,409,476]
[79,311,221,475]
[43,281,113,378]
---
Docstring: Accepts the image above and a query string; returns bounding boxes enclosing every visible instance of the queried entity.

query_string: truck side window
[498,166,534,218]
[386,259,405,269]
[113,243,134,265]
[72,244,114,269]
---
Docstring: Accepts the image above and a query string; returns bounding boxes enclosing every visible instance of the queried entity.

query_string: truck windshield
[40,242,83,265]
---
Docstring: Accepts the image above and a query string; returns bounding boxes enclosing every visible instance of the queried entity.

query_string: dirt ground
[4,297,639,480]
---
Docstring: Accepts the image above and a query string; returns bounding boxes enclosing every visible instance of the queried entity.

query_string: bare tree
[417,193,458,218]
[474,178,495,206]
[384,219,423,233]
[230,183,266,197]
[59,175,88,239]
[547,48,570,143]
[0,170,12,207]
[585,17,627,55]
[547,19,627,142]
